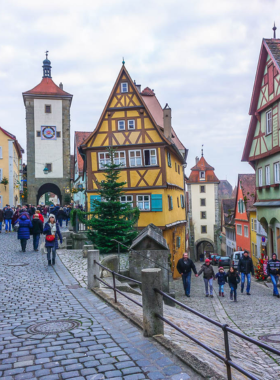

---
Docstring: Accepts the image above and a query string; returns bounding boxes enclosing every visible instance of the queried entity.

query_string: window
[98,151,126,169]
[252,243,255,257]
[46,163,52,173]
[137,195,150,211]
[167,151,171,167]
[266,109,272,135]
[175,162,177,172]
[200,185,205,193]
[201,211,206,219]
[237,224,242,236]
[178,165,180,174]
[251,218,254,231]
[129,150,142,167]
[0,146,2,158]
[99,152,110,169]
[121,82,128,93]
[274,162,280,183]
[258,167,262,187]
[201,226,207,234]
[168,195,173,210]
[36,131,41,137]
[200,198,206,206]
[120,195,133,207]
[244,225,249,238]
[200,171,205,180]
[0,168,2,181]
[180,194,185,208]
[144,149,157,166]
[254,219,257,231]
[118,120,125,130]
[113,151,126,166]
[265,165,270,185]
[238,199,244,213]
[177,197,179,207]
[128,120,135,130]
[45,105,51,113]
[57,131,61,138]
[176,236,181,248]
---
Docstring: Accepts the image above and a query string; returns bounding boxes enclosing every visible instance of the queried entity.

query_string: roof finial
[201,144,204,157]
[45,50,49,59]
[122,57,125,65]
[273,22,277,38]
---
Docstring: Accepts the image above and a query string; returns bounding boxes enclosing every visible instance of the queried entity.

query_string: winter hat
[49,214,56,221]
[205,259,210,263]
[219,266,224,270]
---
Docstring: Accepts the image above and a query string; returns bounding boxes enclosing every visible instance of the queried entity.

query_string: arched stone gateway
[195,238,215,261]
[37,183,62,205]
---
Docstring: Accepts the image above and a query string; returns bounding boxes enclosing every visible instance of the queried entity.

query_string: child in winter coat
[215,267,227,297]
[225,267,240,302]
[197,259,215,297]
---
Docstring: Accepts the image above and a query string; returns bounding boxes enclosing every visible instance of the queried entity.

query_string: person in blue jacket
[215,267,227,297]
[15,214,33,252]
[43,214,62,266]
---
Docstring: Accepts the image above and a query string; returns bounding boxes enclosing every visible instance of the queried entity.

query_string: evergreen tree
[86,147,140,253]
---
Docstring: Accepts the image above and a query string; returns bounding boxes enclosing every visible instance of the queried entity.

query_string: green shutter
[151,194,162,212]
[180,194,185,208]
[90,195,101,211]
[170,196,173,210]
[167,152,171,167]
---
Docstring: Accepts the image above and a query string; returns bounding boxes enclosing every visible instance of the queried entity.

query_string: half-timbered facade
[80,65,187,278]
[242,37,280,258]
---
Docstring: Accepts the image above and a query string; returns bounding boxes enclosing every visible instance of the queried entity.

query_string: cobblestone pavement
[58,249,280,379]
[0,232,200,380]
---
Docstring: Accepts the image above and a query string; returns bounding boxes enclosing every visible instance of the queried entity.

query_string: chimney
[163,103,172,140]
[134,80,141,93]
[59,82,63,90]
[195,156,199,165]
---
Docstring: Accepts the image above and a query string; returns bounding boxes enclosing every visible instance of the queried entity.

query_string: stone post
[141,268,164,337]
[88,250,100,290]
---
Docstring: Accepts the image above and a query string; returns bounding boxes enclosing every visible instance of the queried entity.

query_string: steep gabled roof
[23,77,72,98]
[75,131,91,176]
[187,155,219,183]
[242,38,280,162]
[0,126,24,158]
[236,174,256,212]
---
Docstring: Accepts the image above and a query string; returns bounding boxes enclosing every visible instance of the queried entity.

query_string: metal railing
[94,260,142,308]
[154,289,280,380]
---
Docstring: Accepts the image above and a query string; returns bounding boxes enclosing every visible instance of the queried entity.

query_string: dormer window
[121,82,128,93]
[200,171,205,180]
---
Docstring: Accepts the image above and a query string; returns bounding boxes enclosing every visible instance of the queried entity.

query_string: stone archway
[195,238,215,261]
[36,183,62,205]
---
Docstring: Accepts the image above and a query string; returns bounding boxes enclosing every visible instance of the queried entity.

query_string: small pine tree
[255,247,268,281]
[85,147,140,253]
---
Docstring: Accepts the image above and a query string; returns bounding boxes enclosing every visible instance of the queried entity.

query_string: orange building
[234,174,256,252]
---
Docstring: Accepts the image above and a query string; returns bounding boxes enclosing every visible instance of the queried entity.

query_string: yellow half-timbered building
[80,65,188,278]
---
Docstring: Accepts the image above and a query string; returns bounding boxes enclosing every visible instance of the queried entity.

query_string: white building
[187,154,220,260]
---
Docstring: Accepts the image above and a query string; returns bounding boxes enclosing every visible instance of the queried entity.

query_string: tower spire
[201,144,204,157]
[42,51,52,78]
[273,22,277,38]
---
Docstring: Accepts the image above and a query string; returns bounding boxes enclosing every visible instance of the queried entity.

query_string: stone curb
[92,287,225,380]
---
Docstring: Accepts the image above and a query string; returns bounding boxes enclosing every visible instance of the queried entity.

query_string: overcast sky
[0,0,279,187]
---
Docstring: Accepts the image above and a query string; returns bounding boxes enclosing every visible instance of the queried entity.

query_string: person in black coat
[267,253,280,297]
[177,252,198,297]
[57,208,67,227]
[31,214,44,251]
[0,208,3,233]
[4,206,13,233]
[238,251,254,295]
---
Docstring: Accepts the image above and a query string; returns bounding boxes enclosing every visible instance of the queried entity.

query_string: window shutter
[0,169,2,181]
[90,195,101,211]
[167,152,171,167]
[170,196,173,210]
[151,194,162,212]
[180,194,185,208]
[0,146,2,158]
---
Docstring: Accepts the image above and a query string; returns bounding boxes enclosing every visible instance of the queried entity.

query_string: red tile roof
[23,78,72,97]
[75,132,91,176]
[187,156,219,183]
[238,174,256,210]
[141,87,154,96]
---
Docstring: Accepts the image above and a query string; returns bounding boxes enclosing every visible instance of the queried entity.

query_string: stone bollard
[141,268,164,337]
[87,250,100,290]
[83,245,94,258]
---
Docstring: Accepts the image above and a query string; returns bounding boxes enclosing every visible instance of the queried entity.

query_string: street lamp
[43,166,49,175]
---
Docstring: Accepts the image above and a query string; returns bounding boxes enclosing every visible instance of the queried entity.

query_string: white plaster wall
[34,99,63,178]
[191,183,216,243]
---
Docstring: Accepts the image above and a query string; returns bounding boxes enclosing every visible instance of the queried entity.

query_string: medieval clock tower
[23,53,73,205]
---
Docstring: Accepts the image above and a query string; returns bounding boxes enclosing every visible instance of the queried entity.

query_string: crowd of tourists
[0,203,74,266]
[177,251,280,301]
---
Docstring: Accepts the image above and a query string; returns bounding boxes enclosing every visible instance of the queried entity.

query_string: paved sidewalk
[0,232,199,380]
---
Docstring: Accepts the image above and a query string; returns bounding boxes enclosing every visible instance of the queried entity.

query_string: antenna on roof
[273,22,277,38]
[201,144,204,157]
[45,50,49,59]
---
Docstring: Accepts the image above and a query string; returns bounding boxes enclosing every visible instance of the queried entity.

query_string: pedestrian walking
[215,267,227,297]
[43,214,62,266]
[31,214,43,251]
[3,205,13,233]
[238,251,254,295]
[34,210,44,223]
[199,252,204,262]
[57,207,67,227]
[176,252,198,297]
[267,253,280,298]
[197,259,215,297]
[0,208,4,233]
[226,266,240,302]
[15,214,33,252]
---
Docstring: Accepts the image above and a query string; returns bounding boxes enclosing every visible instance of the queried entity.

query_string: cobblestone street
[0,232,199,380]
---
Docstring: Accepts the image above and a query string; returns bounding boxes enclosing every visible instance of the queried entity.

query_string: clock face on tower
[41,126,56,140]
